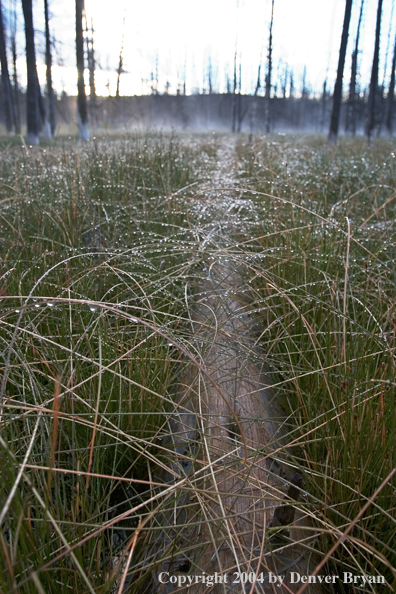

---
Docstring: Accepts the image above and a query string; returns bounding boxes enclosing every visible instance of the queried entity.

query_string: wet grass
[237,134,396,591]
[0,131,396,593]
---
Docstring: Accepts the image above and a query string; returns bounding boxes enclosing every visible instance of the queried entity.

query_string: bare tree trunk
[11,6,20,134]
[0,0,15,133]
[44,0,56,136]
[299,66,308,128]
[367,0,383,144]
[231,48,237,132]
[378,0,394,135]
[36,68,50,137]
[249,62,261,139]
[237,63,242,132]
[76,0,89,140]
[21,0,39,144]
[86,17,97,130]
[320,79,327,132]
[329,0,353,144]
[264,0,274,134]
[346,0,364,135]
[386,33,396,135]
[116,15,125,98]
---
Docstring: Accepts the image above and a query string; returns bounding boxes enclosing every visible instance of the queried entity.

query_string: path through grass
[0,132,395,593]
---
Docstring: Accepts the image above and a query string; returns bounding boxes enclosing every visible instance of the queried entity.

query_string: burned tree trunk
[44,0,56,136]
[10,8,20,134]
[76,0,89,140]
[36,63,50,138]
[386,32,396,135]
[328,0,353,144]
[116,15,125,98]
[320,78,328,132]
[86,17,98,130]
[367,0,383,144]
[0,0,15,133]
[249,62,261,138]
[231,49,237,132]
[236,63,242,132]
[264,0,274,134]
[21,0,39,145]
[346,0,364,135]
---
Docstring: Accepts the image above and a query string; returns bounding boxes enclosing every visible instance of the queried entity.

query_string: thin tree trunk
[237,63,241,132]
[116,15,125,98]
[367,0,383,143]
[76,0,89,140]
[44,0,56,136]
[346,0,364,135]
[386,33,396,134]
[11,7,20,134]
[0,0,15,133]
[264,0,274,134]
[36,66,50,137]
[378,0,394,135]
[300,66,307,128]
[329,0,353,144]
[321,79,327,132]
[86,17,97,130]
[249,62,261,139]
[231,48,237,132]
[21,0,39,145]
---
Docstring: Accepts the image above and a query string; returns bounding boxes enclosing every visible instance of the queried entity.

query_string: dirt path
[148,137,324,594]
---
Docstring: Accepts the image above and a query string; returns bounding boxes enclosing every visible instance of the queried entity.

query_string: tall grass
[237,134,396,591]
[0,131,395,593]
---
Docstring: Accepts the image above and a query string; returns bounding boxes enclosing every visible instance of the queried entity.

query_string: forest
[0,0,395,140]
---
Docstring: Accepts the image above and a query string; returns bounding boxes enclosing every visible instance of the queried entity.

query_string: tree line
[0,0,395,143]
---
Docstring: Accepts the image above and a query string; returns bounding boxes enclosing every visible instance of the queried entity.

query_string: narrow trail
[149,137,324,594]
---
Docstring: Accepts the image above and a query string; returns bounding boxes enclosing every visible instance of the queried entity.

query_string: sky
[5,0,396,98]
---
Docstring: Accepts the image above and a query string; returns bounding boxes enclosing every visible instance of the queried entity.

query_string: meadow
[0,131,395,593]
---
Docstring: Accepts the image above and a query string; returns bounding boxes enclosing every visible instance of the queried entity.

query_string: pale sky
[7,0,396,97]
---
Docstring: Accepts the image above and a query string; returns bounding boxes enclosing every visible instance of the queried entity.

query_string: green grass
[237,134,396,591]
[1,131,396,593]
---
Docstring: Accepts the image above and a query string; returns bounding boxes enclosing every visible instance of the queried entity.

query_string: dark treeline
[0,86,390,137]
[0,0,394,142]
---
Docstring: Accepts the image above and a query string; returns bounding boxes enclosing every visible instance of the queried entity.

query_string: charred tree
[76,0,89,140]
[329,0,353,144]
[44,0,56,136]
[232,48,237,132]
[281,64,288,99]
[249,61,261,138]
[346,0,364,135]
[386,32,396,134]
[36,69,50,137]
[264,0,274,133]
[11,6,20,134]
[320,79,328,132]
[367,0,383,143]
[378,0,394,134]
[86,17,97,130]
[299,66,308,128]
[116,15,125,98]
[0,0,15,132]
[22,0,39,144]
[237,62,242,132]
